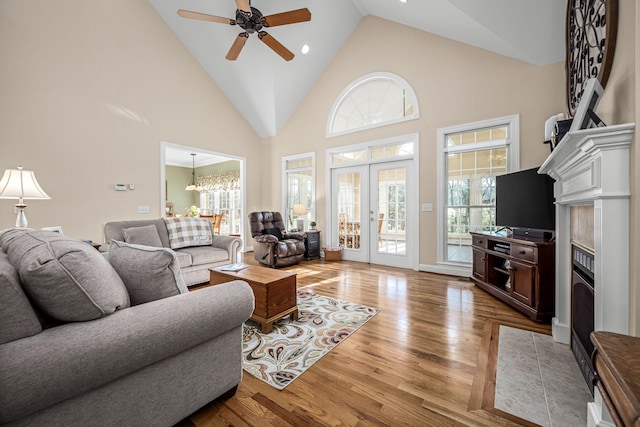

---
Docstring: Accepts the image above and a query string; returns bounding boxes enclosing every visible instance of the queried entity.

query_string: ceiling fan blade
[235,0,251,14]
[258,31,294,61]
[177,9,234,25]
[263,8,311,27]
[226,33,249,61]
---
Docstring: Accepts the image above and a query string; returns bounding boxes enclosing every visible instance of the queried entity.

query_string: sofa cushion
[174,250,192,268]
[262,227,283,241]
[176,246,230,266]
[0,252,42,344]
[122,224,163,247]
[0,229,130,322]
[108,240,188,305]
[163,217,213,249]
[103,219,171,248]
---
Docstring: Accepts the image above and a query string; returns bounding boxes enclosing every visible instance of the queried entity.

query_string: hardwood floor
[183,255,551,426]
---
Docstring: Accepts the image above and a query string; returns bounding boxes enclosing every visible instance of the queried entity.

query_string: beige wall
[595,0,637,335]
[165,166,197,215]
[0,0,263,243]
[267,16,565,266]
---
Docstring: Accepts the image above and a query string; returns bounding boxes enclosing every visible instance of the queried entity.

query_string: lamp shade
[293,204,308,215]
[0,168,50,200]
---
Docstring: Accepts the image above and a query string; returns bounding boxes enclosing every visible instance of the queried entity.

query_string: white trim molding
[539,123,635,344]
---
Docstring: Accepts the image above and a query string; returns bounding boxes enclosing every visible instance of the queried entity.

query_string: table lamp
[293,204,308,231]
[0,166,51,228]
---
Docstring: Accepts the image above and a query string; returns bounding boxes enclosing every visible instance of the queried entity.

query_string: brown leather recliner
[248,211,305,267]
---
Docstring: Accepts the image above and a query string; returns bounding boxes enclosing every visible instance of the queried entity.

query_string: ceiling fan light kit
[178,1,311,62]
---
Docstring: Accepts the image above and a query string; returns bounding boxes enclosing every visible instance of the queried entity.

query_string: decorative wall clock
[566,0,618,116]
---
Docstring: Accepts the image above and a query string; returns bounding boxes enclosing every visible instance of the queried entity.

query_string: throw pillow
[0,252,42,344]
[108,240,188,305]
[262,227,283,240]
[122,224,163,247]
[163,217,213,249]
[0,229,130,322]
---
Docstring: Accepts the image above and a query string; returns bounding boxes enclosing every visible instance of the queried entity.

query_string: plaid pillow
[163,217,213,249]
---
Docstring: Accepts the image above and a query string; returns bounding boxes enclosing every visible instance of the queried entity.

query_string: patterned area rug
[242,289,379,390]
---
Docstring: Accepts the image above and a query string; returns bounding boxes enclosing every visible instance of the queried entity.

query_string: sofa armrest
[211,235,242,263]
[0,281,254,424]
[283,232,305,241]
[254,234,278,244]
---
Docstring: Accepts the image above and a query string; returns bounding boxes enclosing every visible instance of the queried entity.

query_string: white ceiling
[165,146,230,168]
[150,0,567,140]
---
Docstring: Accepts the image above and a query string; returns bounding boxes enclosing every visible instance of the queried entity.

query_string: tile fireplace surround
[539,122,635,426]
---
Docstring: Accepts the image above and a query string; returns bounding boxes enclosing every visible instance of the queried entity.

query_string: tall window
[327,72,419,137]
[437,115,519,265]
[197,170,242,235]
[282,153,315,231]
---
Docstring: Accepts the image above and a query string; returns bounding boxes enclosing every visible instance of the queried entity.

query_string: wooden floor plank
[187,256,551,426]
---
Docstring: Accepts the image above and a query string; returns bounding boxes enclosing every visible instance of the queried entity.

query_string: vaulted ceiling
[150,0,567,139]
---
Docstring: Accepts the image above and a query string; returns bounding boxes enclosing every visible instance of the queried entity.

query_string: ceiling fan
[177,0,311,61]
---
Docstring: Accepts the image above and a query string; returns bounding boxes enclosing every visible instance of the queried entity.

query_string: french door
[331,160,414,268]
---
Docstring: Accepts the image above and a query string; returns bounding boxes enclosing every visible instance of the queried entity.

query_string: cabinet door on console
[472,249,486,281]
[510,260,535,306]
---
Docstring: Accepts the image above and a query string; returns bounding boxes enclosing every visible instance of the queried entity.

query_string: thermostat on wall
[115,184,127,191]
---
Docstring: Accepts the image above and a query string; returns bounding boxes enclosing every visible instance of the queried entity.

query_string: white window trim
[326,72,420,138]
[435,114,520,275]
[282,152,316,226]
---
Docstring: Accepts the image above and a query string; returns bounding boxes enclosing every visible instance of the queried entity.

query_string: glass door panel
[370,161,414,268]
[331,166,368,262]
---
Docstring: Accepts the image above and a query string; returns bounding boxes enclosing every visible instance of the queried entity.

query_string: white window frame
[436,115,520,275]
[326,72,420,138]
[282,152,315,230]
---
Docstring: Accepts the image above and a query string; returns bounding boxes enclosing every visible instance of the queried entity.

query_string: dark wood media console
[470,232,555,322]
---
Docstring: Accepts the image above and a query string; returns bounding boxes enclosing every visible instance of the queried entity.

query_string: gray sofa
[0,228,254,427]
[102,218,242,286]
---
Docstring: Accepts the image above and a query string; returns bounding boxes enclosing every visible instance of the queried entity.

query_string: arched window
[327,72,419,137]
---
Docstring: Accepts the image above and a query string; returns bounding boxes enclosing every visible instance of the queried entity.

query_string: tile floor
[495,326,593,427]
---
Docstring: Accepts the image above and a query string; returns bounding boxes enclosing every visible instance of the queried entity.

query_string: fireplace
[571,244,594,394]
[538,122,634,425]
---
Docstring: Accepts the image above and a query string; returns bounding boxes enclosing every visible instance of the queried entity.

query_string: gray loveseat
[102,218,242,286]
[0,228,254,427]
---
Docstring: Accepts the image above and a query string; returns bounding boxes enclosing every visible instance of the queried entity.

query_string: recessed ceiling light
[400,0,408,3]
[301,44,310,55]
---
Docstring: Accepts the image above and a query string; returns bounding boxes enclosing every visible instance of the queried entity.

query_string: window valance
[196,171,240,191]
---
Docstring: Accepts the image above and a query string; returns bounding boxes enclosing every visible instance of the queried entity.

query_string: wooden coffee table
[209,265,298,333]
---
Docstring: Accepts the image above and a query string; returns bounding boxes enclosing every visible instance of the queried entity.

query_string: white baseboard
[587,389,615,427]
[552,317,571,344]
[419,263,471,277]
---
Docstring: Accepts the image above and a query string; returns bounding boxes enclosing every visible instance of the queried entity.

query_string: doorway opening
[160,141,247,250]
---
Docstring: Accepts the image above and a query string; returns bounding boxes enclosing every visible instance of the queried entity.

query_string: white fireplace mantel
[539,122,635,344]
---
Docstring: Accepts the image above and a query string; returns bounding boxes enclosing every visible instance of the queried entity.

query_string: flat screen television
[495,167,556,237]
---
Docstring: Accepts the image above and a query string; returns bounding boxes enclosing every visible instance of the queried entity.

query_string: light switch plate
[137,205,150,214]
[421,203,433,212]
[115,184,127,191]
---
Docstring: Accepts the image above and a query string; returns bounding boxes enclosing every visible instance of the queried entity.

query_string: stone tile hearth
[495,326,592,426]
